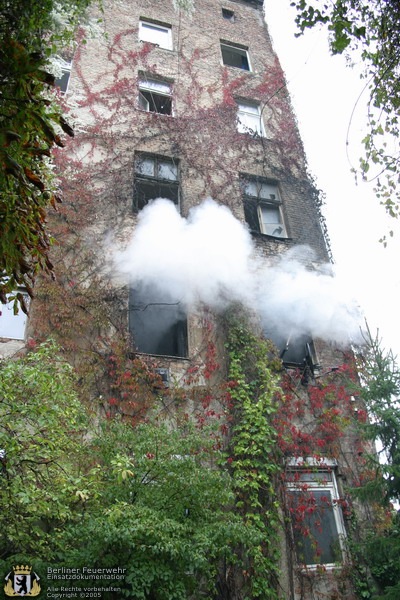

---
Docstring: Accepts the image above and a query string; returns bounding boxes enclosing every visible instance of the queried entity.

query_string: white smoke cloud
[114,198,364,346]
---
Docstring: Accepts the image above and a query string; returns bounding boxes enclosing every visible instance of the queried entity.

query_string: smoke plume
[114,198,364,346]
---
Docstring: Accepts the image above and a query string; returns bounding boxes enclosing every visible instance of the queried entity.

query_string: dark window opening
[134,154,179,211]
[55,67,71,93]
[265,328,319,373]
[134,180,179,210]
[221,43,250,70]
[129,286,188,358]
[222,8,235,21]
[139,89,172,114]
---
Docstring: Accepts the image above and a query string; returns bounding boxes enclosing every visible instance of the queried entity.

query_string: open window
[129,285,188,358]
[139,19,172,50]
[286,464,346,567]
[240,176,287,237]
[138,77,172,115]
[221,42,250,70]
[0,292,29,340]
[264,326,319,374]
[134,154,179,211]
[237,101,265,137]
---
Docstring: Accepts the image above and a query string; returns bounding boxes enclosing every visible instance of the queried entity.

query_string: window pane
[139,21,172,50]
[291,490,342,565]
[297,472,333,483]
[158,160,178,180]
[259,183,278,200]
[135,156,155,176]
[237,104,263,136]
[221,44,250,70]
[139,79,171,93]
[242,180,258,197]
[260,205,280,224]
[0,296,28,340]
[238,111,262,135]
[238,102,259,115]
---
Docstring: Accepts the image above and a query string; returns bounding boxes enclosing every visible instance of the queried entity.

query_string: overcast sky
[264,0,400,358]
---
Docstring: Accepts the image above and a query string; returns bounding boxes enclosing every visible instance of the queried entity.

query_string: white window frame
[237,101,265,137]
[138,77,173,115]
[221,42,251,71]
[0,292,29,340]
[139,19,172,50]
[286,460,346,569]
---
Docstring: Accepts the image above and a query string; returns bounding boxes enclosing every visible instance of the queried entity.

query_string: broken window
[264,327,319,374]
[286,467,346,567]
[139,19,172,50]
[240,176,287,237]
[134,154,179,211]
[129,285,188,358]
[138,77,172,115]
[221,42,250,70]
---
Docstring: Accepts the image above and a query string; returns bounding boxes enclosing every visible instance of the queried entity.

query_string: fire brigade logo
[4,565,41,597]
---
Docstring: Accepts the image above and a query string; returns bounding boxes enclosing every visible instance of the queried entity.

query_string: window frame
[220,41,251,71]
[240,176,287,238]
[138,77,173,115]
[237,101,265,137]
[139,19,172,50]
[286,461,346,569]
[134,153,180,212]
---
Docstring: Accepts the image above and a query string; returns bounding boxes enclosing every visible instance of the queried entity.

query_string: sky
[264,0,400,358]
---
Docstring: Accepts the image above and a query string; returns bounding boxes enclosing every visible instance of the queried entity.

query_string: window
[222,8,235,21]
[286,465,346,567]
[129,285,188,358]
[54,59,72,93]
[138,77,172,115]
[240,176,287,237]
[237,101,265,136]
[0,293,28,340]
[139,19,172,50]
[221,42,250,70]
[134,154,179,211]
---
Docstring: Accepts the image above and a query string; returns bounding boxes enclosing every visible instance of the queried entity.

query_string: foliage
[0,340,88,560]
[349,329,400,598]
[0,0,95,304]
[225,313,283,599]
[60,418,258,600]
[0,341,268,599]
[290,0,400,238]
[356,327,400,502]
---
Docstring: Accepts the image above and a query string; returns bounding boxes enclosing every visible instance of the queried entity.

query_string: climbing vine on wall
[224,311,283,599]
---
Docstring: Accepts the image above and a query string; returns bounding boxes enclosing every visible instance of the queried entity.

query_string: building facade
[0,1,372,598]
